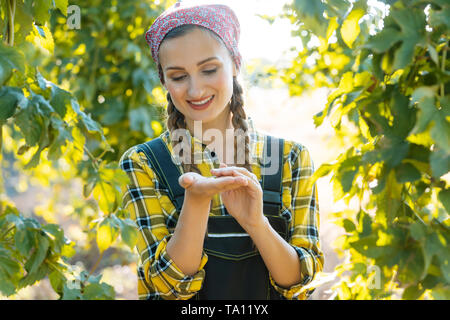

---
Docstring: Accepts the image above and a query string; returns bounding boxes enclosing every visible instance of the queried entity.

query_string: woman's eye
[172,75,186,81]
[203,68,217,75]
[171,69,216,81]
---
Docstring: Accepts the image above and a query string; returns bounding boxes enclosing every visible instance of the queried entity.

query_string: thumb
[178,174,195,189]
[219,162,227,168]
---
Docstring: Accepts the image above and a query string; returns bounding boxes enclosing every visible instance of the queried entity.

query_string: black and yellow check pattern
[119,118,324,300]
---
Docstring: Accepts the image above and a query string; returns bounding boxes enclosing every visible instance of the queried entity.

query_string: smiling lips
[187,95,214,110]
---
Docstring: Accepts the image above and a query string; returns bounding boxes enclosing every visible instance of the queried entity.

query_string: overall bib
[137,135,288,300]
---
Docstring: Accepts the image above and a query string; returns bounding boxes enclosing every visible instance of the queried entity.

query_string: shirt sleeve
[269,142,324,300]
[119,147,208,300]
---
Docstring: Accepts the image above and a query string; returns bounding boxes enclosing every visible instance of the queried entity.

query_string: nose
[187,76,205,100]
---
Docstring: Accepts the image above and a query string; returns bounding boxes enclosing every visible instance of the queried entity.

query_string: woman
[120,1,323,300]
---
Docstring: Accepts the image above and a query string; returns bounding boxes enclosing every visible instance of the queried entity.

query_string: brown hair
[158,24,253,175]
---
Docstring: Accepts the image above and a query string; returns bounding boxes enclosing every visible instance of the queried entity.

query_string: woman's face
[158,27,238,129]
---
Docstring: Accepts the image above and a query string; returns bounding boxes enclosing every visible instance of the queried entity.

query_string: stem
[83,145,99,171]
[6,0,16,46]
[88,250,104,276]
[46,260,67,278]
[0,225,15,240]
[440,43,447,97]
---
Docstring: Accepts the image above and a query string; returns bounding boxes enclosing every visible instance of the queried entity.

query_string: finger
[208,175,248,192]
[217,175,248,186]
[219,162,227,168]
[212,168,260,191]
[223,177,248,190]
[210,167,240,177]
[211,167,259,183]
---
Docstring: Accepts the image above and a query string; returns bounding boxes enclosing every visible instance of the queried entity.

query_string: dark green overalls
[136,135,288,300]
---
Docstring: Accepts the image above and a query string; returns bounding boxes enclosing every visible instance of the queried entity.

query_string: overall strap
[261,135,284,215]
[136,138,185,212]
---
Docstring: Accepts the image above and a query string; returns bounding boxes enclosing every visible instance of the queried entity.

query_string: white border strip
[207,233,250,238]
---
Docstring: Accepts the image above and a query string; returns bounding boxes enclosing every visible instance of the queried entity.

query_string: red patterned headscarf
[145,1,242,81]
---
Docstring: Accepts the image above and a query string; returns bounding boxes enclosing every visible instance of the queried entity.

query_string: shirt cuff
[269,246,317,300]
[148,235,209,299]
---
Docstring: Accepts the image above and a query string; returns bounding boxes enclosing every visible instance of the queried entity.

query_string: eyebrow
[164,56,219,71]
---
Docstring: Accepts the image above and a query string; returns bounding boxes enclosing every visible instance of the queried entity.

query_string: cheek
[212,72,233,95]
[166,84,185,102]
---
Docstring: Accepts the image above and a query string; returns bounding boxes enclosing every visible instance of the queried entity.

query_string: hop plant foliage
[277,0,450,299]
[0,0,174,299]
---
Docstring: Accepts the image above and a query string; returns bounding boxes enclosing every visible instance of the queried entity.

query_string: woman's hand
[178,170,248,202]
[210,163,266,232]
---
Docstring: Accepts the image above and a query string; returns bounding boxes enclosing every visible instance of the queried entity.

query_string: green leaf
[0,249,21,278]
[430,147,450,178]
[391,91,415,139]
[19,263,48,288]
[390,9,426,69]
[326,0,351,17]
[342,218,356,233]
[429,6,450,29]
[409,221,426,241]
[437,251,450,283]
[364,27,402,53]
[340,9,365,49]
[42,224,65,252]
[293,0,328,37]
[96,218,119,253]
[49,270,65,295]
[394,162,421,183]
[83,180,97,198]
[121,224,138,249]
[61,241,76,259]
[14,97,45,147]
[430,109,450,153]
[62,282,82,300]
[12,0,34,44]
[402,284,425,300]
[427,44,439,66]
[382,140,410,168]
[311,163,335,184]
[358,210,373,237]
[340,169,358,193]
[0,86,26,123]
[438,189,450,214]
[49,85,72,118]
[93,180,117,215]
[27,234,50,275]
[14,228,35,256]
[71,99,106,141]
[47,116,74,161]
[0,248,21,296]
[34,0,53,25]
[0,43,26,84]
[82,282,115,300]
[411,87,437,135]
[54,0,68,16]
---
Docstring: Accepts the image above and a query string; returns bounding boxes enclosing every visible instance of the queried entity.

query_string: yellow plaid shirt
[119,118,324,300]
